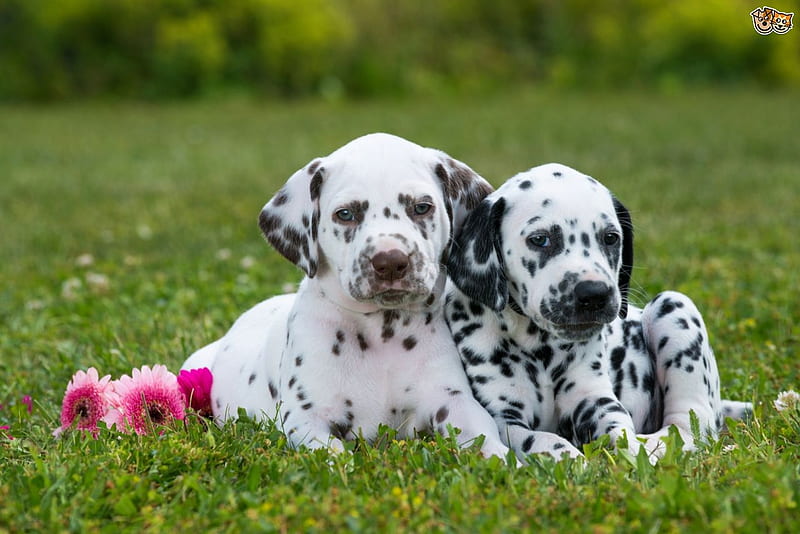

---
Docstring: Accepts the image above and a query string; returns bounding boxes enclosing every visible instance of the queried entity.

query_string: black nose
[371,249,410,281]
[574,281,613,312]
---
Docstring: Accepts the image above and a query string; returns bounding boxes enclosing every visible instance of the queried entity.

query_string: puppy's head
[259,133,492,311]
[448,163,633,340]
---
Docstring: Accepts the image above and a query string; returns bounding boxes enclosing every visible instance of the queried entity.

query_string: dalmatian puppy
[182,133,513,460]
[445,163,751,462]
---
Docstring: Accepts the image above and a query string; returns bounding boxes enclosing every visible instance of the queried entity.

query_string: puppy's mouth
[552,321,605,340]
[371,288,429,307]
[375,289,412,303]
[546,321,607,341]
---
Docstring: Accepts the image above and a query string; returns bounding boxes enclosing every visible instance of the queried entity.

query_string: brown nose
[371,249,410,281]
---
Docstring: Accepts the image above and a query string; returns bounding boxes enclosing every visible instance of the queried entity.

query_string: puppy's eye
[413,202,433,216]
[528,234,551,248]
[604,232,620,246]
[335,208,354,222]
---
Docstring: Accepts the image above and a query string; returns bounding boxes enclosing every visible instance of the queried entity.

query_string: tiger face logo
[772,11,794,33]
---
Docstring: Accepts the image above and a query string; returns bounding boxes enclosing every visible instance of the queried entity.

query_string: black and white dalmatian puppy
[445,163,751,462]
[182,133,513,460]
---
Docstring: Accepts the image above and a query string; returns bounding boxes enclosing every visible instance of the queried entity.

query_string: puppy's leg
[281,413,347,454]
[721,399,753,422]
[501,423,583,462]
[555,370,643,460]
[424,391,517,461]
[639,291,723,453]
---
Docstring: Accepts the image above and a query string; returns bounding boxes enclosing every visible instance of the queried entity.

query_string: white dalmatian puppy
[445,163,751,462]
[182,133,513,460]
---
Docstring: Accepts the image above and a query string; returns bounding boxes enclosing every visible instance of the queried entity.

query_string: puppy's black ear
[258,159,324,278]
[447,196,508,311]
[613,196,634,318]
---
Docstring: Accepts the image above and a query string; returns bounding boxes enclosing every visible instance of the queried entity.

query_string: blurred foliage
[0,0,798,100]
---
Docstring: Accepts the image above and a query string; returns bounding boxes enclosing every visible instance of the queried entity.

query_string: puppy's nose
[574,281,613,312]
[371,249,410,281]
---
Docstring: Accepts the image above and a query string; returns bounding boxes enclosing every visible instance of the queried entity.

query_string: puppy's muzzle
[574,280,614,314]
[371,249,410,281]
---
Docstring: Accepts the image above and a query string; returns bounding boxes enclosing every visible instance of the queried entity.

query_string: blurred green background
[1,0,799,100]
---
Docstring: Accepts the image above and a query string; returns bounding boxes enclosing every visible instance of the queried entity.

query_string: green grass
[1,88,798,532]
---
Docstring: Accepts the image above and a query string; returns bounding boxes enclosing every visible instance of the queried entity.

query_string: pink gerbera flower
[54,367,114,437]
[106,364,185,435]
[177,368,214,418]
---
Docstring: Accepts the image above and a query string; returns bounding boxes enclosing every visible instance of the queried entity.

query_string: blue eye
[413,202,432,216]
[335,208,354,222]
[528,234,551,248]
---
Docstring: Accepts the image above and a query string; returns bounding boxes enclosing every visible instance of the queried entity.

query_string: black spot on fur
[656,297,684,318]
[382,310,399,341]
[357,333,369,351]
[453,322,482,344]
[248,373,256,385]
[329,421,352,440]
[310,170,324,201]
[533,345,554,369]
[522,435,535,452]
[435,406,449,423]
[610,347,626,370]
[402,336,417,350]
[468,301,484,316]
[273,191,289,206]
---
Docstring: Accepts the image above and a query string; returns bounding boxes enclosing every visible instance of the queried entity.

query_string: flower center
[76,399,91,420]
[147,402,167,424]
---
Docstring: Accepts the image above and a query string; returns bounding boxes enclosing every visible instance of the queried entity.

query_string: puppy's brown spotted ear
[447,196,508,311]
[258,159,324,278]
[431,154,494,234]
[613,196,634,319]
